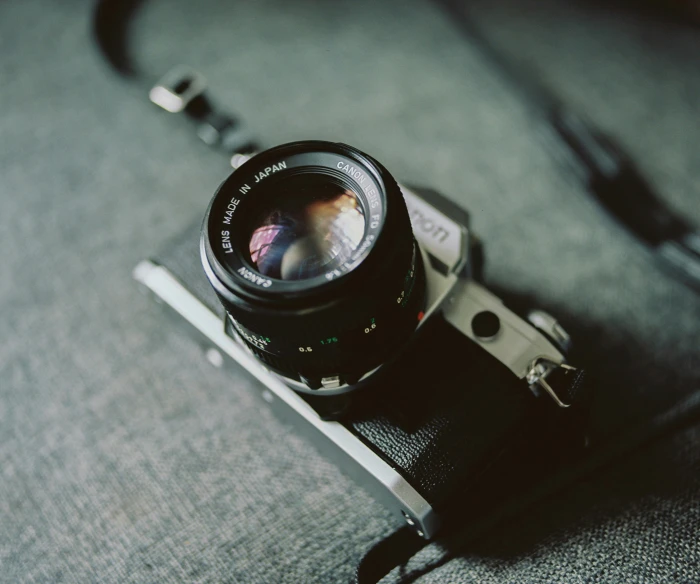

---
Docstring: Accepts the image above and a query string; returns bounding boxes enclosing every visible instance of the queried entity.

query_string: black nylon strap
[93,0,259,158]
[557,368,586,405]
[354,527,427,584]
[432,0,700,296]
[93,0,146,78]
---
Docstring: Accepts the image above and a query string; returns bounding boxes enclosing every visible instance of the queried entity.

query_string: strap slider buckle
[149,66,207,113]
[526,358,577,408]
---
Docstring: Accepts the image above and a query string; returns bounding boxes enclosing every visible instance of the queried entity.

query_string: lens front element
[248,176,365,281]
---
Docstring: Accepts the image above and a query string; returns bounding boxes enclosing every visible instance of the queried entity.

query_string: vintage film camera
[135,141,585,538]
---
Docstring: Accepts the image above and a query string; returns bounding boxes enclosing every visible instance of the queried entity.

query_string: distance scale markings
[398,243,418,307]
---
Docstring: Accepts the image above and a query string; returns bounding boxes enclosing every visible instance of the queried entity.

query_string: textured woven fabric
[1,0,698,582]
[384,425,700,583]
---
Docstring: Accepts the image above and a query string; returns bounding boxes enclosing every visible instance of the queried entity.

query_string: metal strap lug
[526,358,577,408]
[149,66,207,113]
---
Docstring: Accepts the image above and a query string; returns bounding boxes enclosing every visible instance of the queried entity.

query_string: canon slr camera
[135,140,586,538]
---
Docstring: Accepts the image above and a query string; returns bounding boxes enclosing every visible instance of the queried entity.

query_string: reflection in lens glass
[248,178,365,280]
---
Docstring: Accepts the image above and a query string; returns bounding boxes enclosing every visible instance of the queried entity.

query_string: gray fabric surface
[1,0,698,582]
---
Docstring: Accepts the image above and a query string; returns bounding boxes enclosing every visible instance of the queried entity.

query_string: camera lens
[201,141,425,394]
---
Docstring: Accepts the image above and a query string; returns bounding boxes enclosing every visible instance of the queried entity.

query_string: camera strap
[93,0,259,160]
[433,0,700,296]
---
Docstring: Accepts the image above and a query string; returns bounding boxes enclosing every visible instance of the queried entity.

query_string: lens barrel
[201,141,425,393]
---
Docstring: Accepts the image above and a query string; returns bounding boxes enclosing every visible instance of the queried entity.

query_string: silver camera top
[402,185,573,408]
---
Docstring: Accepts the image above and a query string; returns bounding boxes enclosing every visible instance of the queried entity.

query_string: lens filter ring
[203,142,390,301]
